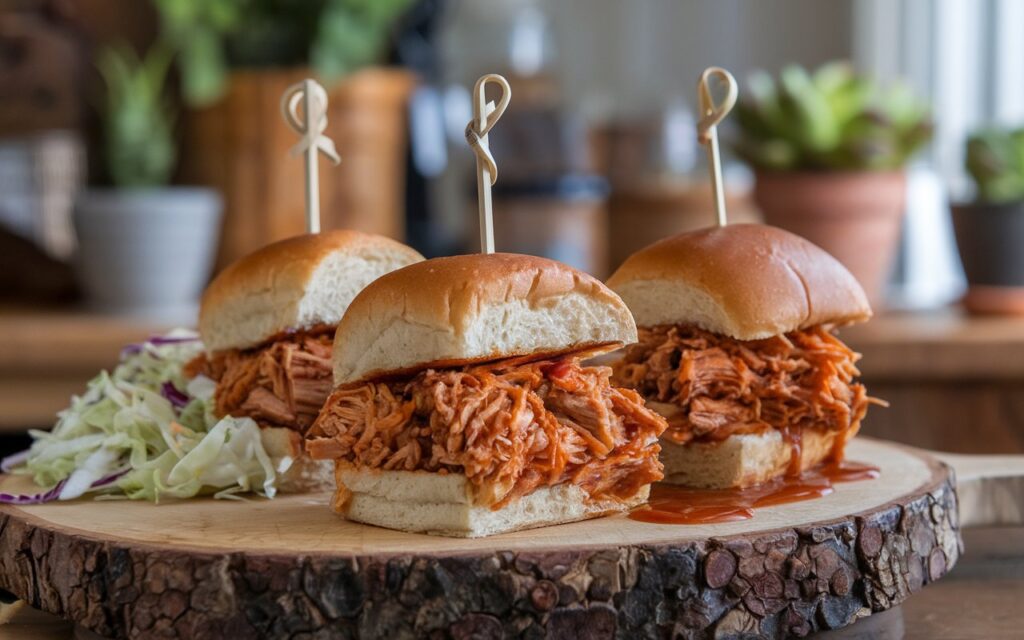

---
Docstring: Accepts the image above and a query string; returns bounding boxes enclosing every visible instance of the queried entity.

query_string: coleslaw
[0,330,285,503]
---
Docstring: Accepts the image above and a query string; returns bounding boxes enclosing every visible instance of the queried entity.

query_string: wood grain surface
[0,439,961,639]
[843,310,1024,381]
[0,311,170,432]
[936,451,1024,527]
[843,310,1024,455]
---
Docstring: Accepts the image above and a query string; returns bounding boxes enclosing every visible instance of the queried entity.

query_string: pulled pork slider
[607,224,882,489]
[187,230,424,492]
[306,253,667,537]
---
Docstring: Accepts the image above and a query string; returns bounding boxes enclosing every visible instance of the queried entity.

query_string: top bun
[200,231,424,352]
[607,224,871,340]
[332,253,637,384]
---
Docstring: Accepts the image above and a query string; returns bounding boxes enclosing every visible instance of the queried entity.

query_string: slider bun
[647,400,857,488]
[607,224,871,340]
[333,465,649,537]
[332,253,637,385]
[660,428,850,488]
[259,427,334,493]
[200,231,423,352]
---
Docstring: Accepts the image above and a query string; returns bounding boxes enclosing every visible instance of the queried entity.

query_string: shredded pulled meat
[610,324,881,447]
[306,359,667,508]
[186,332,334,431]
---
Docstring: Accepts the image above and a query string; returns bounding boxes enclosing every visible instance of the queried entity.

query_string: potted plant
[733,63,932,305]
[152,0,415,268]
[952,127,1024,313]
[73,43,222,316]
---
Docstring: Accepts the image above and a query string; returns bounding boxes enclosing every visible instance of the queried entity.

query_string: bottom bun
[259,427,334,494]
[332,465,650,537]
[660,426,858,489]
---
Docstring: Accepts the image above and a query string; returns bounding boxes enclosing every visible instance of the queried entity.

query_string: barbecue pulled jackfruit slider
[186,230,424,492]
[305,253,668,537]
[607,224,882,489]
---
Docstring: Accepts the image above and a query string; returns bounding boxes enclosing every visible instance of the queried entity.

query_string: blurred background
[1,0,1023,456]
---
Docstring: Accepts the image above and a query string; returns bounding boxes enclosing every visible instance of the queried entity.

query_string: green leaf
[96,42,178,187]
[966,127,1024,202]
[206,0,245,29]
[152,0,412,98]
[313,4,386,82]
[778,65,840,152]
[179,28,228,106]
[732,61,932,172]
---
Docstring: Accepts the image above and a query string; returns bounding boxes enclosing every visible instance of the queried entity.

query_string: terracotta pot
[753,171,906,306]
[951,200,1024,314]
[608,178,760,272]
[180,67,416,270]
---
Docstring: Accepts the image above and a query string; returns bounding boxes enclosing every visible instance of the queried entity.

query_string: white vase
[73,188,222,317]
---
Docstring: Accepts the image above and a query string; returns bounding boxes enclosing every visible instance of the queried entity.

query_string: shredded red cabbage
[120,334,200,360]
[0,468,129,505]
[89,468,130,490]
[149,335,199,346]
[0,480,66,505]
[160,381,191,410]
[119,344,143,358]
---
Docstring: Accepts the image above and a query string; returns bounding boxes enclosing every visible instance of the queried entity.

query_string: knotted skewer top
[281,79,341,164]
[280,79,341,234]
[696,67,738,227]
[466,74,511,253]
[465,74,511,185]
[697,67,738,145]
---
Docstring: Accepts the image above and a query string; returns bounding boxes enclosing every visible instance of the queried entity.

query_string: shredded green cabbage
[14,330,283,502]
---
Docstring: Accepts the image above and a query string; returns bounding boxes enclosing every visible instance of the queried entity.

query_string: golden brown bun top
[332,253,637,384]
[607,224,871,339]
[199,230,424,352]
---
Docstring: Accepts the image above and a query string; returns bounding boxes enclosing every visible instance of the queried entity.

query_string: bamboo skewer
[696,67,738,227]
[280,79,341,234]
[465,74,511,253]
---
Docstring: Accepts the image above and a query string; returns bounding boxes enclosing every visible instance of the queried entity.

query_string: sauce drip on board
[630,460,880,525]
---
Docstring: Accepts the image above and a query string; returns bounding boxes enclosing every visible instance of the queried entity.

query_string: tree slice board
[0,438,960,639]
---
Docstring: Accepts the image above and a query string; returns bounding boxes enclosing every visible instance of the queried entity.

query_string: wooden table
[0,311,171,433]
[1,525,1018,639]
[844,310,1024,454]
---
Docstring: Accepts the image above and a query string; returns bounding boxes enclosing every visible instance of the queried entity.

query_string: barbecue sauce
[629,460,880,525]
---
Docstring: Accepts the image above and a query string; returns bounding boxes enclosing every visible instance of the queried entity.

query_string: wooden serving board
[0,438,989,639]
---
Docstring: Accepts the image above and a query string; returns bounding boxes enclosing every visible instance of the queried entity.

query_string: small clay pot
[753,171,906,307]
[951,200,1024,314]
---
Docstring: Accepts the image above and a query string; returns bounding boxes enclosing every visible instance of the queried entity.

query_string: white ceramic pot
[73,188,222,316]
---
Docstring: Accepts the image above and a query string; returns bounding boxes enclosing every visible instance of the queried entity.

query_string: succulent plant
[97,43,177,188]
[965,127,1024,204]
[733,62,933,172]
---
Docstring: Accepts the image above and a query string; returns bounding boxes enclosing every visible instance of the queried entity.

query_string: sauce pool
[629,460,880,525]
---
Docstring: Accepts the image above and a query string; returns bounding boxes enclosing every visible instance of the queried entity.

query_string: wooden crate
[180,68,416,270]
